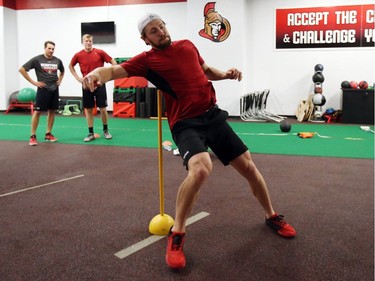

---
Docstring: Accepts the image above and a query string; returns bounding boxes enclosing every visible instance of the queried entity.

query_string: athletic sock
[89,127,94,134]
[103,124,108,132]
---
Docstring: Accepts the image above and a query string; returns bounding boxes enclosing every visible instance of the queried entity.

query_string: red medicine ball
[349,81,358,89]
[359,81,368,89]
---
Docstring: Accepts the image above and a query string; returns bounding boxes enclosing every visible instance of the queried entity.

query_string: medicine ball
[312,72,325,83]
[359,80,368,89]
[314,64,324,72]
[349,81,358,89]
[280,119,291,132]
[312,94,326,106]
[18,87,37,102]
[341,80,351,89]
[314,110,323,118]
[325,108,336,115]
[8,91,19,103]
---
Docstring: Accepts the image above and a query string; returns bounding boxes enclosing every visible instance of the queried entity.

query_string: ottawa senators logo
[199,2,231,42]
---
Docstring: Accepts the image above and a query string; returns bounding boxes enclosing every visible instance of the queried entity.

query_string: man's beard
[152,35,172,50]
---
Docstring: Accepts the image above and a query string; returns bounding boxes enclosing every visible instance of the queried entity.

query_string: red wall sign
[276,4,375,49]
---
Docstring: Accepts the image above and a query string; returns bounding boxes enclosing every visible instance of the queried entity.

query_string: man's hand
[82,73,102,92]
[82,65,128,91]
[226,68,242,81]
[35,81,46,88]
[202,63,243,82]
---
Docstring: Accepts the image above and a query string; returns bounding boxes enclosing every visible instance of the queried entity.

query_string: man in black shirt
[19,41,65,146]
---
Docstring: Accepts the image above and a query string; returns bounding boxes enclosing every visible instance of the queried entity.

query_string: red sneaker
[29,135,38,146]
[166,230,186,269]
[45,133,58,142]
[265,213,296,238]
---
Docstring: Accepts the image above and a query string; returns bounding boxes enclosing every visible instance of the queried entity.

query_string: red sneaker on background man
[29,135,38,146]
[45,133,58,142]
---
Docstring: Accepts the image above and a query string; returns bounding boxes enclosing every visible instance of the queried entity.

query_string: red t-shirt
[70,48,113,76]
[121,40,217,130]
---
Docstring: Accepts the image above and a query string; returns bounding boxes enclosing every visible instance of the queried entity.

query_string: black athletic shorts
[172,106,248,167]
[35,87,59,111]
[82,84,108,109]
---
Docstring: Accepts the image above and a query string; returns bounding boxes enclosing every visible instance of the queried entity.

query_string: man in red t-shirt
[69,34,117,142]
[82,14,296,270]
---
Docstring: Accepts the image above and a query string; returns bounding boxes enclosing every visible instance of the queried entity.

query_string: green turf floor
[0,114,374,159]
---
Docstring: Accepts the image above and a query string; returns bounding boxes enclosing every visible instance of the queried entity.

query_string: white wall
[1,0,374,116]
[0,8,4,110]
[0,7,18,110]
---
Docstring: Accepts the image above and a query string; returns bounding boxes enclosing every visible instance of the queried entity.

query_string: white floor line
[114,211,210,259]
[0,123,30,127]
[0,174,85,198]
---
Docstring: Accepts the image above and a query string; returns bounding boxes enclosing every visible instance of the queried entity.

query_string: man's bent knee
[187,153,212,182]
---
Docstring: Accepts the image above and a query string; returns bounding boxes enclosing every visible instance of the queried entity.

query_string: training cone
[149,214,174,235]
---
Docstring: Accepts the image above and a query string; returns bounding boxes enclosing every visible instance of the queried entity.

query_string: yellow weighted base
[149,214,174,235]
